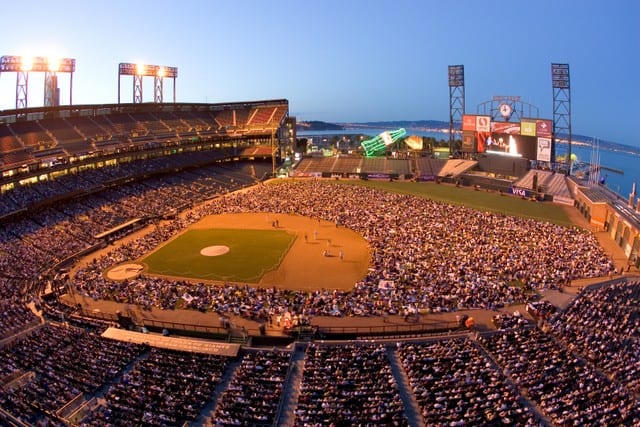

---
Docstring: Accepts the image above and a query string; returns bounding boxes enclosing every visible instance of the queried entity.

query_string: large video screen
[462,116,553,161]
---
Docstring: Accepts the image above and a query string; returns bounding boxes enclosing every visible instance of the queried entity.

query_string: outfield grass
[142,228,295,282]
[320,180,574,227]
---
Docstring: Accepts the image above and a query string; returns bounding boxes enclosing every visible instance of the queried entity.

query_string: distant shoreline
[297,120,640,156]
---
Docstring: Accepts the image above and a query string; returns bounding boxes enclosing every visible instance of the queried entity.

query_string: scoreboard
[461,114,552,162]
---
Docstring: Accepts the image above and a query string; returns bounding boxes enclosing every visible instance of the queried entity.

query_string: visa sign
[510,187,530,197]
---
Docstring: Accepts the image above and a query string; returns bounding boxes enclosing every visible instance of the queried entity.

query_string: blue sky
[1,0,638,147]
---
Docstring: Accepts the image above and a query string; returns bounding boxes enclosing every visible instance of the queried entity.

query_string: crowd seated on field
[72,180,614,320]
[479,326,640,426]
[82,348,228,426]
[213,350,290,426]
[548,279,640,395]
[295,343,407,426]
[398,338,540,426]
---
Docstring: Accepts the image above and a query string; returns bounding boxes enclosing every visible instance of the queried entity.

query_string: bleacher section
[295,157,476,178]
[0,149,32,169]
[437,159,477,178]
[105,113,147,136]
[39,118,84,145]
[0,100,288,179]
[65,116,108,141]
[415,157,447,177]
[514,169,573,202]
[249,106,276,125]
[215,109,235,128]
[0,127,22,153]
[332,157,362,174]
[8,121,54,150]
[294,157,338,174]
[130,112,172,135]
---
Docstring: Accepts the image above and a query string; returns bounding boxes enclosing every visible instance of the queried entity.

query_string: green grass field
[142,228,295,282]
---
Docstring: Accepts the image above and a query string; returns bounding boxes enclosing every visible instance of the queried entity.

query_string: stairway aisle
[386,345,426,427]
[276,344,307,427]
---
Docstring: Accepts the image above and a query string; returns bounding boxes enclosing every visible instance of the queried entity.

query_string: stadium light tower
[0,55,75,111]
[118,62,178,104]
[448,65,465,156]
[551,63,571,174]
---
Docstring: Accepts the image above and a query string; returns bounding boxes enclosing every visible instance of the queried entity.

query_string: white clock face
[499,103,512,118]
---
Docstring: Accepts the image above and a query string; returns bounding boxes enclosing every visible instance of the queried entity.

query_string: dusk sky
[1,0,638,147]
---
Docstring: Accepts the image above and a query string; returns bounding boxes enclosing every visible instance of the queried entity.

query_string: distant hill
[296,121,344,131]
[341,120,450,130]
[299,119,640,156]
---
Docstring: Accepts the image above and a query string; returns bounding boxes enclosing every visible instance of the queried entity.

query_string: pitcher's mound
[106,263,144,280]
[200,245,230,257]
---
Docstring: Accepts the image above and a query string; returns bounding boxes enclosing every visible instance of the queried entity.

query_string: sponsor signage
[462,115,477,131]
[462,131,476,153]
[521,120,537,137]
[510,187,531,197]
[491,121,520,135]
[537,137,552,162]
[536,119,552,138]
[476,116,491,132]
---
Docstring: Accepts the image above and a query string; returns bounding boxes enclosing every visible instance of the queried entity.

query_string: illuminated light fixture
[47,56,61,72]
[21,56,33,71]
[1,55,75,73]
[118,62,178,103]
[0,54,76,110]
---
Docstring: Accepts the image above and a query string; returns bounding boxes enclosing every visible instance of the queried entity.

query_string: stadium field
[135,212,372,291]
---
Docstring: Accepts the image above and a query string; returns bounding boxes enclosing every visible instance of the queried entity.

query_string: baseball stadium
[0,56,639,427]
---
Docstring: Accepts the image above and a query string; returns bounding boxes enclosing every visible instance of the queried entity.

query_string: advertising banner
[462,115,476,131]
[537,137,552,162]
[462,131,476,152]
[476,116,491,132]
[521,120,537,137]
[491,121,520,135]
[536,119,552,138]
[510,187,531,197]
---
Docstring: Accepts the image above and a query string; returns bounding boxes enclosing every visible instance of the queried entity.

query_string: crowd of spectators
[479,326,640,426]
[213,350,290,426]
[398,338,540,426]
[0,148,241,217]
[0,160,259,283]
[526,300,558,320]
[491,311,529,330]
[0,160,635,426]
[83,348,228,426]
[0,299,39,339]
[0,323,144,424]
[72,180,614,320]
[548,279,640,395]
[296,343,407,426]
